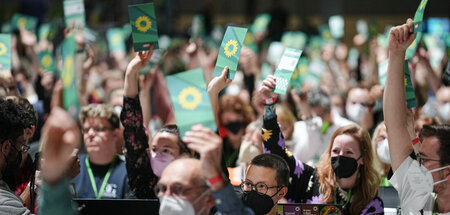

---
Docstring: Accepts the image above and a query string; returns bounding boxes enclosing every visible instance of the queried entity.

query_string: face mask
[407,160,449,193]
[113,105,122,116]
[437,103,450,123]
[151,151,175,177]
[159,188,209,215]
[331,156,360,178]
[242,190,276,215]
[377,138,391,164]
[346,103,368,123]
[225,121,245,135]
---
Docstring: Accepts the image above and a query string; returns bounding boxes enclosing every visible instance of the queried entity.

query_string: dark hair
[250,154,290,186]
[420,124,450,166]
[158,124,190,155]
[0,98,28,143]
[307,88,330,109]
[7,96,38,127]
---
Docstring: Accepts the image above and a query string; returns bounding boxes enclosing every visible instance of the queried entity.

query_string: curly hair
[79,104,120,129]
[6,96,38,127]
[317,125,381,214]
[218,95,254,127]
[0,98,28,143]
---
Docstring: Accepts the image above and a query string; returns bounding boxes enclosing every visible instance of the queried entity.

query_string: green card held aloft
[0,34,11,70]
[412,0,429,33]
[128,3,159,51]
[273,48,303,95]
[406,32,422,60]
[213,26,247,80]
[107,28,126,53]
[63,0,86,28]
[243,31,258,54]
[290,57,309,88]
[251,14,271,34]
[11,13,38,32]
[61,36,80,117]
[166,68,217,137]
[38,50,56,73]
[404,60,417,108]
[281,32,308,50]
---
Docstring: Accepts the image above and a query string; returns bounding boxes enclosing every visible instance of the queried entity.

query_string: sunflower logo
[404,77,408,86]
[0,43,6,56]
[41,55,52,68]
[178,87,202,110]
[419,0,428,10]
[224,40,238,58]
[261,128,273,142]
[135,16,152,33]
[62,57,74,88]
[17,17,27,29]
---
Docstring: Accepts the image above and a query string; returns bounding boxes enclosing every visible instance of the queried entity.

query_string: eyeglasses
[9,139,30,153]
[81,126,114,134]
[154,183,209,197]
[240,180,282,195]
[417,154,441,167]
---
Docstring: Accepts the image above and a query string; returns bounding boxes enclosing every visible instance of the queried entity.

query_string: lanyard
[433,194,437,215]
[334,187,352,209]
[85,156,116,199]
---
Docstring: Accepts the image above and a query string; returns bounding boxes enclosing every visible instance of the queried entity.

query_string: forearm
[208,88,220,125]
[424,63,441,94]
[124,70,139,98]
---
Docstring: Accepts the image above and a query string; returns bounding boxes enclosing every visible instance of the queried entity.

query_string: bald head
[160,158,204,187]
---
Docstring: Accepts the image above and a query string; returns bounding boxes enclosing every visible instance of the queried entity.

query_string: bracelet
[412,137,420,146]
[207,174,224,187]
[264,97,277,105]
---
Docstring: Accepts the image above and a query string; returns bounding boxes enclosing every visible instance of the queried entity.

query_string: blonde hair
[371,122,390,177]
[317,125,381,214]
[79,104,120,129]
[275,104,296,127]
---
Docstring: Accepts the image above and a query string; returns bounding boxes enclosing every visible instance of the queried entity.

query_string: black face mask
[225,121,245,135]
[242,190,275,215]
[331,155,360,179]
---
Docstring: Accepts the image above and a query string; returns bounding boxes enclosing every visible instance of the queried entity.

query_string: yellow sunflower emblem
[135,16,152,33]
[178,87,202,110]
[261,128,273,142]
[17,17,27,29]
[404,77,407,86]
[224,40,238,58]
[0,43,6,56]
[41,55,52,68]
[62,57,74,88]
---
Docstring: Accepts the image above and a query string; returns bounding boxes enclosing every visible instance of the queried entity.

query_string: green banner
[166,68,217,137]
[213,26,247,80]
[107,28,126,53]
[63,0,86,28]
[273,48,303,94]
[38,49,56,73]
[11,13,38,32]
[0,34,11,70]
[61,36,80,117]
[404,60,417,108]
[128,3,159,51]
[413,0,429,33]
[251,14,271,34]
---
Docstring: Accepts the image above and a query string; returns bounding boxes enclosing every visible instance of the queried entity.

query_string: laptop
[277,203,343,215]
[74,198,160,215]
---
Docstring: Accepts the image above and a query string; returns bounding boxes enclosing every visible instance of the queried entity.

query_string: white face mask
[159,188,209,215]
[407,160,449,193]
[437,103,450,123]
[346,103,368,123]
[377,138,391,164]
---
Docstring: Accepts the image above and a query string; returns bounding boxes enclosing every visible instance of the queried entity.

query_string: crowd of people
[0,6,449,215]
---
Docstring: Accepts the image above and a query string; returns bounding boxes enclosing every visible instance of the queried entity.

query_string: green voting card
[273,48,303,94]
[0,34,11,70]
[38,50,56,73]
[406,32,422,60]
[404,60,417,108]
[281,32,307,50]
[244,32,258,54]
[412,0,429,33]
[63,0,86,28]
[329,15,344,39]
[166,68,217,137]
[251,14,271,34]
[128,3,159,51]
[11,13,38,32]
[290,57,309,89]
[213,26,247,80]
[61,36,80,117]
[107,28,126,53]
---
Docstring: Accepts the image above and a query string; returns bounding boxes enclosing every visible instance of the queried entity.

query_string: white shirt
[291,111,354,166]
[389,156,449,215]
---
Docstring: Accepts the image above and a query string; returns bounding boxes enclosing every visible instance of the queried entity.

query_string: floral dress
[120,96,158,199]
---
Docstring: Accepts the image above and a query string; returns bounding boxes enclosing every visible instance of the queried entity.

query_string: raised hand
[127,46,154,75]
[388,18,416,54]
[207,66,232,95]
[258,75,277,101]
[19,27,37,47]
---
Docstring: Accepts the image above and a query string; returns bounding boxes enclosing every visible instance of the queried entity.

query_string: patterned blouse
[262,105,384,214]
[120,96,158,199]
